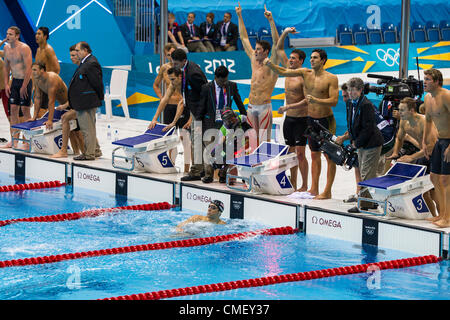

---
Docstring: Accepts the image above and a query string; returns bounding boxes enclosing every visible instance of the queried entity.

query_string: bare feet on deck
[0,141,12,148]
[296,186,308,192]
[427,216,441,222]
[314,191,332,200]
[51,151,68,159]
[432,219,450,228]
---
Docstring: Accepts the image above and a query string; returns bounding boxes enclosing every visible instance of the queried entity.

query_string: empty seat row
[237,26,290,50]
[337,20,450,45]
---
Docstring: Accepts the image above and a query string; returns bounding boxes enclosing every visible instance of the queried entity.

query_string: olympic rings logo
[376,48,400,67]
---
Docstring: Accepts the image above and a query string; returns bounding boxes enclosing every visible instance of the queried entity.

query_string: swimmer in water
[176,200,226,232]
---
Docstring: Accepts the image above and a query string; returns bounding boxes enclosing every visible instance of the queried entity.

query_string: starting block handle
[226,173,252,193]
[357,196,387,217]
[112,147,135,171]
[12,136,32,153]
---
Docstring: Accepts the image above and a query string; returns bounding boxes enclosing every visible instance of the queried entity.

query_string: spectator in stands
[180,12,208,52]
[215,12,239,52]
[199,12,217,52]
[168,12,187,52]
[335,77,384,213]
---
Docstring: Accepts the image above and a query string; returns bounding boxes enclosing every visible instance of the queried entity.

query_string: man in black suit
[197,66,247,183]
[68,41,103,160]
[335,77,384,213]
[170,49,208,181]
[215,12,239,51]
[180,12,208,53]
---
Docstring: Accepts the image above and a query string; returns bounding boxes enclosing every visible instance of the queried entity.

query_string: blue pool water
[0,175,449,300]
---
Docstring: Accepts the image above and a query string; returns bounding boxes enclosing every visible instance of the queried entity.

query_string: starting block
[11,110,76,154]
[226,141,298,195]
[112,123,180,173]
[358,162,433,219]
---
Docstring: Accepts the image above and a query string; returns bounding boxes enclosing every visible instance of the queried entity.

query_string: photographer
[336,78,384,213]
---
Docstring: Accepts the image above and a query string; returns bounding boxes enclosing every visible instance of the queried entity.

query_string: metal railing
[135,0,155,42]
[114,0,133,17]
[113,0,156,43]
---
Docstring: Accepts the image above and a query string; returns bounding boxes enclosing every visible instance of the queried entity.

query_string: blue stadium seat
[382,23,397,43]
[425,21,441,41]
[440,20,450,41]
[258,27,273,46]
[353,24,368,45]
[337,24,353,45]
[247,28,258,49]
[340,32,353,45]
[368,29,383,44]
[277,25,290,48]
[237,28,258,50]
[412,22,427,42]
[397,23,413,42]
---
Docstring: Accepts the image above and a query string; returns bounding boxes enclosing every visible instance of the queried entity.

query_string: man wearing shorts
[265,48,339,199]
[153,43,186,126]
[236,3,281,146]
[275,27,308,191]
[30,62,67,128]
[422,68,450,228]
[51,45,84,158]
[3,26,33,149]
[34,26,61,118]
[0,40,10,123]
[150,67,190,131]
[386,97,438,216]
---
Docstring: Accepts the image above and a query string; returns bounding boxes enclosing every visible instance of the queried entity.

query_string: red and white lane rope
[0,202,175,227]
[0,180,65,192]
[0,226,298,269]
[99,255,442,300]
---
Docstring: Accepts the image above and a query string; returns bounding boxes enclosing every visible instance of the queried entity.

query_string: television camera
[304,120,358,170]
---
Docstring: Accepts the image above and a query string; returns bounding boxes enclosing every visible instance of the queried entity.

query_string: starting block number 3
[412,194,429,213]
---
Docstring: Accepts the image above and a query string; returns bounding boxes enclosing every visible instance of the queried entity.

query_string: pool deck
[0,69,449,259]
[0,104,448,236]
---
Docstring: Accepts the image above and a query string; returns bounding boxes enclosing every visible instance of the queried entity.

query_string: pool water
[0,176,449,300]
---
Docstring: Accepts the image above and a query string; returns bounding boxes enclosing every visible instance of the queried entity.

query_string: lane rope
[0,202,175,227]
[0,226,298,269]
[0,180,65,192]
[99,255,442,300]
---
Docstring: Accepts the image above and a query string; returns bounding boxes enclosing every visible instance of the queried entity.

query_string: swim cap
[210,200,224,213]
[221,108,240,130]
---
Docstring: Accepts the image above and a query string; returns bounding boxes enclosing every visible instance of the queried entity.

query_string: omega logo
[311,215,342,228]
[186,191,212,203]
[77,171,101,182]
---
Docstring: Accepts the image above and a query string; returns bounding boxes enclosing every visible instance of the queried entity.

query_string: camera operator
[336,77,384,213]
[376,94,402,176]
[341,83,361,203]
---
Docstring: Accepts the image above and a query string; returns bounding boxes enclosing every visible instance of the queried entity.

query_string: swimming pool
[0,175,448,301]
